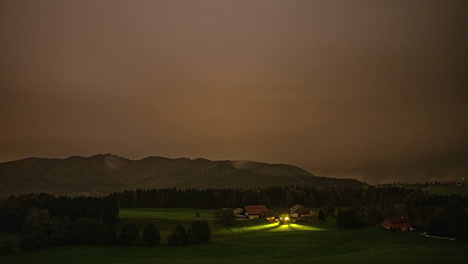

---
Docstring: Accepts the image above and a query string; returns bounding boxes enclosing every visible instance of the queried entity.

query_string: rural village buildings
[233,205,415,233]
[233,204,316,222]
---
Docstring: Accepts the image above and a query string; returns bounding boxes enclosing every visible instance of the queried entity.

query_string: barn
[380,216,413,231]
[244,205,269,219]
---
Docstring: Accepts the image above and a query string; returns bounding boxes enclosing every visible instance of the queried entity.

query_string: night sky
[1,0,467,183]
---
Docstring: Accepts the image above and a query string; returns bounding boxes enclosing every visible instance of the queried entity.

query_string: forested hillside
[0,154,364,195]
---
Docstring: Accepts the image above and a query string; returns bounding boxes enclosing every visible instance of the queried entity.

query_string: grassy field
[1,208,467,264]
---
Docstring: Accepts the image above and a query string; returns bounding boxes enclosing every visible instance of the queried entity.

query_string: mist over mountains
[311,151,468,184]
[0,154,364,195]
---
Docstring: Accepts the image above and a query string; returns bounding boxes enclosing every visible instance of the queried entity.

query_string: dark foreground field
[1,208,467,264]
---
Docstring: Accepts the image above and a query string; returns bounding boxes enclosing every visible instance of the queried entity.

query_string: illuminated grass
[238,223,279,232]
[235,222,326,233]
[265,223,326,232]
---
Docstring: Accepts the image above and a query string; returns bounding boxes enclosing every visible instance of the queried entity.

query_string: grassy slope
[1,208,467,264]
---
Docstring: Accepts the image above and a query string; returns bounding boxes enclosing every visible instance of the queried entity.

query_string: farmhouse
[380,216,413,231]
[289,204,316,219]
[289,204,310,217]
[244,205,269,219]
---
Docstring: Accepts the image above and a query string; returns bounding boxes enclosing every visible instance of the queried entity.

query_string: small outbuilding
[244,205,269,219]
[233,208,246,218]
[380,216,413,231]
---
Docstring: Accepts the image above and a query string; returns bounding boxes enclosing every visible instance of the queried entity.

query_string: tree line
[0,193,212,252]
[108,186,457,209]
[110,186,402,208]
[0,193,118,233]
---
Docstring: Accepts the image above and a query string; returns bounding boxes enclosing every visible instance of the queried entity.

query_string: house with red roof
[244,205,269,219]
[380,216,413,231]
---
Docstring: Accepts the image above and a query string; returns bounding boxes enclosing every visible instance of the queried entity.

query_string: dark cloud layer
[1,0,467,183]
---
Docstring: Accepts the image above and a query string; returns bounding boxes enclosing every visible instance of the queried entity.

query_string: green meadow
[1,208,467,264]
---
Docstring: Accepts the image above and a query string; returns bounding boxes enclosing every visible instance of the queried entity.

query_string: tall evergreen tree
[142,223,161,246]
[167,224,189,246]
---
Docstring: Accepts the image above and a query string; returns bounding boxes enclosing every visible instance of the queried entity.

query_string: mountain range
[0,154,365,195]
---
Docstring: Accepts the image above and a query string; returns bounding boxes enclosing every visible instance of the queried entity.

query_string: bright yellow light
[285,217,289,220]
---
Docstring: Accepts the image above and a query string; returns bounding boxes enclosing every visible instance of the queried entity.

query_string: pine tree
[167,224,189,246]
[142,223,161,246]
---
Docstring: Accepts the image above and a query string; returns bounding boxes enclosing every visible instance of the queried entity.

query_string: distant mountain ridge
[0,154,365,195]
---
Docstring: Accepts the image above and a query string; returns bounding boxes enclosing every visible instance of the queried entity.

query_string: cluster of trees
[334,194,468,239]
[13,208,119,250]
[18,210,163,250]
[0,194,118,251]
[118,222,161,246]
[0,193,214,252]
[167,220,212,246]
[0,193,118,232]
[214,209,236,226]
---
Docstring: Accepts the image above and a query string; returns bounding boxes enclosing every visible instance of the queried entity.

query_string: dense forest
[111,186,423,209]
[0,186,467,252]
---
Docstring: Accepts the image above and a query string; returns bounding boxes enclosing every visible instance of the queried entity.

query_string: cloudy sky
[1,0,467,183]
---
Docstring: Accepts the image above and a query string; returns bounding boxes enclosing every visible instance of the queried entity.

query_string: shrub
[0,238,16,254]
[167,224,189,246]
[119,223,141,246]
[216,209,235,227]
[188,220,211,243]
[69,218,115,244]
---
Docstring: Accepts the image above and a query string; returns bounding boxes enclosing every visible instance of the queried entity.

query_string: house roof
[244,205,269,215]
[233,208,244,214]
[290,204,304,211]
[384,216,411,224]
[289,204,309,214]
